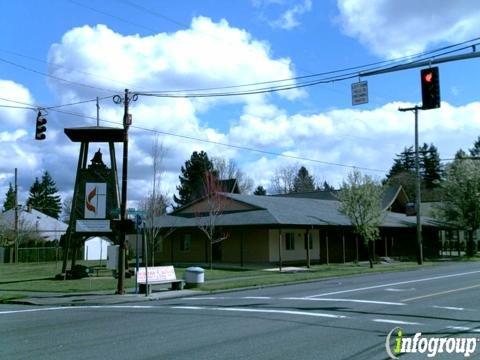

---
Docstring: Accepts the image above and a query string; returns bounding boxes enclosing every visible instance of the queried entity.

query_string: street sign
[351,81,368,105]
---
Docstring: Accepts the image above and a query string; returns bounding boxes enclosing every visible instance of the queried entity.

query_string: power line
[0,104,35,110]
[0,56,118,94]
[135,38,480,96]
[0,95,113,111]
[68,0,158,33]
[0,48,136,90]
[119,0,187,28]
[48,107,387,173]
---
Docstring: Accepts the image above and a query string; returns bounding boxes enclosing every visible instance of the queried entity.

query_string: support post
[117,89,130,295]
[278,230,282,272]
[342,231,346,264]
[326,233,329,265]
[355,235,359,264]
[399,106,423,265]
[14,168,18,263]
[240,230,244,268]
[305,229,311,268]
[385,235,388,257]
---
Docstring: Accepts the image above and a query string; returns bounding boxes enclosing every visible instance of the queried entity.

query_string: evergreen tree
[174,151,215,207]
[293,166,315,193]
[3,183,15,212]
[455,148,467,160]
[386,146,415,180]
[320,181,335,191]
[27,177,43,209]
[469,136,480,157]
[253,185,267,196]
[27,171,62,219]
[421,143,443,188]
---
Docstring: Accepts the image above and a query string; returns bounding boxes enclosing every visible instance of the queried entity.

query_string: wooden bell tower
[61,126,124,274]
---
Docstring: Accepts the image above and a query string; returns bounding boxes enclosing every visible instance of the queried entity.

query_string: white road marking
[0,307,68,315]
[183,296,403,305]
[0,305,156,315]
[402,284,480,302]
[447,326,471,331]
[433,305,465,311]
[373,319,422,325]
[183,297,227,300]
[243,296,271,300]
[170,306,347,319]
[0,304,346,320]
[308,270,480,298]
[385,288,415,292]
[283,297,405,306]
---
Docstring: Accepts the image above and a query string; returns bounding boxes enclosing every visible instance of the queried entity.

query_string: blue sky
[1,0,480,208]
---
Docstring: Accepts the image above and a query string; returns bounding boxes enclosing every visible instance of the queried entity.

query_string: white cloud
[48,17,300,101]
[270,0,312,30]
[336,0,480,58]
[4,15,480,208]
[227,100,480,189]
[0,80,35,126]
[11,17,301,204]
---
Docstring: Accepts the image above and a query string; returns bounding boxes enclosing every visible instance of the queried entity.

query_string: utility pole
[114,89,137,294]
[14,168,19,263]
[399,106,423,265]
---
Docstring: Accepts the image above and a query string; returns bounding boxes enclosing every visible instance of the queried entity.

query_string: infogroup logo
[385,327,479,358]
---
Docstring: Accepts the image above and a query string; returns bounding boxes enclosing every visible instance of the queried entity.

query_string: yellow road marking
[402,284,480,302]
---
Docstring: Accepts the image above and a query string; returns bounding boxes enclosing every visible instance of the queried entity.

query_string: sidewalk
[5,288,206,307]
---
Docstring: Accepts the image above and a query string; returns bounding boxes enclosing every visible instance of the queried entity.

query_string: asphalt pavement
[2,261,480,360]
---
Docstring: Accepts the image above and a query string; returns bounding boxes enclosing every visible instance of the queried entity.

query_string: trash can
[184,267,204,287]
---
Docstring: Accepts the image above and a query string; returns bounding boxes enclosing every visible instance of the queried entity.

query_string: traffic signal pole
[399,105,423,265]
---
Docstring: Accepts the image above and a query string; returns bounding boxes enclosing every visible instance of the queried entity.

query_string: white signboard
[76,219,111,232]
[351,81,368,105]
[85,182,107,219]
[137,266,177,283]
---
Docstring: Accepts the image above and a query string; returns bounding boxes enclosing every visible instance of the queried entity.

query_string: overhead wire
[46,106,387,173]
[0,56,118,94]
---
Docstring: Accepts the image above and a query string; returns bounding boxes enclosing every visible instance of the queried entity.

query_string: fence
[1,247,84,263]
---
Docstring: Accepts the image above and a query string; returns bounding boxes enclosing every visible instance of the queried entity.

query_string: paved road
[2,262,480,359]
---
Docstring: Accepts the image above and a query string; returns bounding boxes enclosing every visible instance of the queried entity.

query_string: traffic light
[421,67,440,110]
[35,111,47,140]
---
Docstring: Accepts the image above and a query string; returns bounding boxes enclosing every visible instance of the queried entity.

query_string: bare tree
[61,196,72,224]
[338,170,385,268]
[196,172,229,269]
[270,165,298,194]
[211,157,253,193]
[141,136,172,266]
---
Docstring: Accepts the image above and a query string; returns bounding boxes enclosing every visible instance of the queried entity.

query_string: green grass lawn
[0,261,135,295]
[0,259,441,299]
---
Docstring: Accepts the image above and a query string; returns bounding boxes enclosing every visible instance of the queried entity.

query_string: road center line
[170,306,347,319]
[282,297,405,306]
[402,284,480,302]
[307,270,480,298]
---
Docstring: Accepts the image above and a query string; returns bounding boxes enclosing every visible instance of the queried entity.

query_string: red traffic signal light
[35,111,47,140]
[421,67,440,110]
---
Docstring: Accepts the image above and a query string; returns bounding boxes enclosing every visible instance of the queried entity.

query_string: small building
[0,206,67,242]
[150,187,441,266]
[84,236,112,260]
